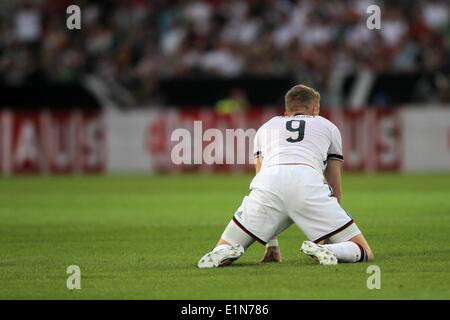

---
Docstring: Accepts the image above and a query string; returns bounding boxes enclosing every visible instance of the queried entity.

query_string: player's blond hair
[285,84,320,113]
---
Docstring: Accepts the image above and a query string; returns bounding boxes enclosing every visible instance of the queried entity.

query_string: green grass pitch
[0,173,449,299]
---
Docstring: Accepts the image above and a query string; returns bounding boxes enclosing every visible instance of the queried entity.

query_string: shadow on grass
[228,259,317,268]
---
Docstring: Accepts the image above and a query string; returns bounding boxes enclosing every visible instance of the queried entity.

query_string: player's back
[253,115,343,173]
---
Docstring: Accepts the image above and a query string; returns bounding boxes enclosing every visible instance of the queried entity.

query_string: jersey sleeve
[327,125,344,161]
[253,128,263,159]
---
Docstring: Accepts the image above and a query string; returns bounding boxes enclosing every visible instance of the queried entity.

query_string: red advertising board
[0,110,105,174]
[1,108,405,174]
[327,109,402,171]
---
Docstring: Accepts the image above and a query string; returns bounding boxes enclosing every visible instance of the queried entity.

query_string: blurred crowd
[0,0,449,105]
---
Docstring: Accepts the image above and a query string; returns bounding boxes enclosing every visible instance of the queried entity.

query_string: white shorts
[232,165,361,244]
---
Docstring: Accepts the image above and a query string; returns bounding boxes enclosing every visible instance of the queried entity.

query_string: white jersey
[253,115,343,173]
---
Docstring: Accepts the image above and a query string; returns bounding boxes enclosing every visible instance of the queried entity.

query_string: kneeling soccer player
[198,84,374,268]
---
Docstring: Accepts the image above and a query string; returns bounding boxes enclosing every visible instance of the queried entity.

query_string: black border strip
[0,300,444,318]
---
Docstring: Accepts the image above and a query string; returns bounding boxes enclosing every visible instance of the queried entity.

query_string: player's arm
[324,159,342,203]
[255,156,262,174]
[325,124,344,203]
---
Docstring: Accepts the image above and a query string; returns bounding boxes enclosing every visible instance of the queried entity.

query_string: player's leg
[349,233,374,261]
[217,218,258,249]
[320,230,374,262]
[198,186,288,268]
[286,167,374,264]
[301,223,374,264]
[197,219,253,269]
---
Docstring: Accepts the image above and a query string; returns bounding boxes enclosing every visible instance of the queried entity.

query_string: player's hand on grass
[260,245,282,263]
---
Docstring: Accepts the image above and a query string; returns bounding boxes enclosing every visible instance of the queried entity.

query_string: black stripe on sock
[355,243,367,262]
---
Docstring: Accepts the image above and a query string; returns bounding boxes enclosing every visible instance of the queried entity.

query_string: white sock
[220,220,255,249]
[323,242,366,263]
